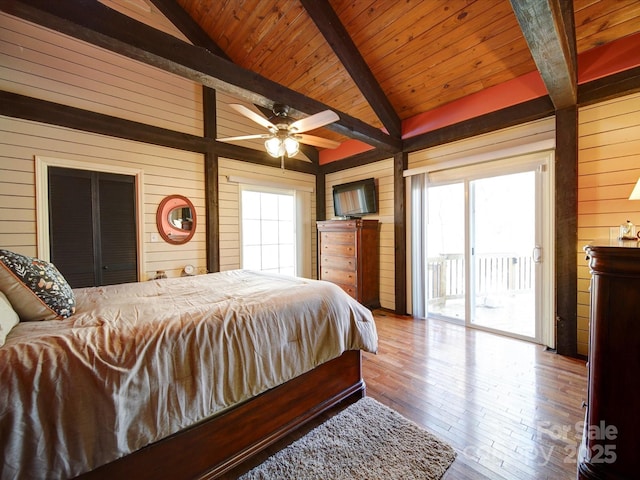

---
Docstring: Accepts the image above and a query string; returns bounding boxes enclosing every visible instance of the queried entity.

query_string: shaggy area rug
[238,397,456,480]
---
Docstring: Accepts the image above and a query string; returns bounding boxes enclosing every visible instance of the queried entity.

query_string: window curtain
[295,190,312,279]
[410,173,429,318]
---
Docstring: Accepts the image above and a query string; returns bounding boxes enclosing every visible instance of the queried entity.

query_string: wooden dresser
[317,219,379,308]
[578,241,640,480]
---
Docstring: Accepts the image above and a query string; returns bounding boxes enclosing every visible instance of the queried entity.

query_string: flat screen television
[333,177,377,218]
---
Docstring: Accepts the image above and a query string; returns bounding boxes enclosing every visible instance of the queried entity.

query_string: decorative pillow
[0,291,19,346]
[0,249,75,321]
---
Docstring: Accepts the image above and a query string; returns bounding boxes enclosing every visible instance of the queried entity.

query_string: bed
[0,259,378,480]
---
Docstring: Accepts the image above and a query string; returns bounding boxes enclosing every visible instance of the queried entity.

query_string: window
[241,188,296,275]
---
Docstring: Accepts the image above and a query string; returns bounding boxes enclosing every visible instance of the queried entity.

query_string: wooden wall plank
[0,13,203,135]
[99,0,191,42]
[577,91,640,356]
[0,116,206,280]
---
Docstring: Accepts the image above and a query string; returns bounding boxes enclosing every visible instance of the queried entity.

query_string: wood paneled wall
[0,13,202,136]
[0,11,207,280]
[577,91,640,356]
[408,118,555,167]
[3,7,638,357]
[325,159,395,310]
[0,116,206,280]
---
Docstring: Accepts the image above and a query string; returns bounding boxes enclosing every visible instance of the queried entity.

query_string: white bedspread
[0,270,377,479]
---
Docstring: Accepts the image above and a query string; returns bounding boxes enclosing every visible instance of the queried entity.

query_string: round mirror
[156,194,196,245]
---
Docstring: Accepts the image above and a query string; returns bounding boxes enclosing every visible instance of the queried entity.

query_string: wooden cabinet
[578,242,640,480]
[317,220,379,308]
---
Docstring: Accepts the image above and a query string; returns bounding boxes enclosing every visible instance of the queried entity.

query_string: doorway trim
[34,155,145,281]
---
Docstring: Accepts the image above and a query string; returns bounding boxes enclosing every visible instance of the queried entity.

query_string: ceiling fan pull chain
[281,155,285,172]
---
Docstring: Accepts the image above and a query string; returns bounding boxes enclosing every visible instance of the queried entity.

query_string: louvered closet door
[48,167,138,288]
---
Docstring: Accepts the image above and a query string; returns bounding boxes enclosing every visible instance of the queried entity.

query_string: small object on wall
[156,194,197,245]
[182,265,195,276]
[154,270,167,280]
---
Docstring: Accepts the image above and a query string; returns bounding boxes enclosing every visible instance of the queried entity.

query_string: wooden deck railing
[427,253,534,305]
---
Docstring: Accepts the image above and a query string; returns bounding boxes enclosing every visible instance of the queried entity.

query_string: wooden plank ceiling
[2,0,637,160]
[173,0,640,149]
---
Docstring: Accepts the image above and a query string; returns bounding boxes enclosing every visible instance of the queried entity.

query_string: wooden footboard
[75,350,365,480]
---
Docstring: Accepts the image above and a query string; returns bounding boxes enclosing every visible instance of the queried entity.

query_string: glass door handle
[532,246,542,263]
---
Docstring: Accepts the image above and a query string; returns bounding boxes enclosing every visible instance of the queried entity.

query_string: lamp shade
[265,137,284,158]
[264,136,300,158]
[629,177,640,200]
[284,137,299,157]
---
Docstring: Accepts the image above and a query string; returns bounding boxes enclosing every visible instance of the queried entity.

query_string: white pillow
[0,291,19,347]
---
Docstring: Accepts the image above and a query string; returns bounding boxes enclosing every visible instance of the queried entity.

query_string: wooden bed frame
[75,350,364,480]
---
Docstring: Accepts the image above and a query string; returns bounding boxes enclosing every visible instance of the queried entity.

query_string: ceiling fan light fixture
[265,135,300,158]
[221,103,338,160]
[284,137,300,157]
[265,137,285,157]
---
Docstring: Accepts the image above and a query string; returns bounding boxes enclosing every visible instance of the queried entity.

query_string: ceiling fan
[217,104,341,162]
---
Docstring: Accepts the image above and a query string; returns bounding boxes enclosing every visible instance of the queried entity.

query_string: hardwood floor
[223,310,587,479]
[366,310,587,480]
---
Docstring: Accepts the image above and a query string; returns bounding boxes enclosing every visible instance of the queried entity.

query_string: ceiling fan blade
[229,104,277,131]
[216,134,269,142]
[289,110,339,133]
[296,134,341,149]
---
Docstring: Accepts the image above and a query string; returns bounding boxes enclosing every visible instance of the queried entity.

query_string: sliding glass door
[426,183,466,320]
[422,158,548,343]
[469,171,537,338]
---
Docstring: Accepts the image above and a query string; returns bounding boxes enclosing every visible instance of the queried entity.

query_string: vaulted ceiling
[2,0,639,167]
[166,0,640,161]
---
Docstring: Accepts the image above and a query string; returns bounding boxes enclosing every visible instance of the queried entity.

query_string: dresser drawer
[321,268,356,286]
[335,283,357,298]
[321,255,356,271]
[320,231,355,245]
[321,242,355,256]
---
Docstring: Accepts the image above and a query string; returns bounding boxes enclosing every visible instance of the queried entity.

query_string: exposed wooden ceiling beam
[300,0,402,140]
[147,0,231,61]
[509,0,577,109]
[0,90,210,152]
[0,89,318,174]
[578,65,640,107]
[320,148,394,175]
[0,0,401,153]
[403,96,555,154]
